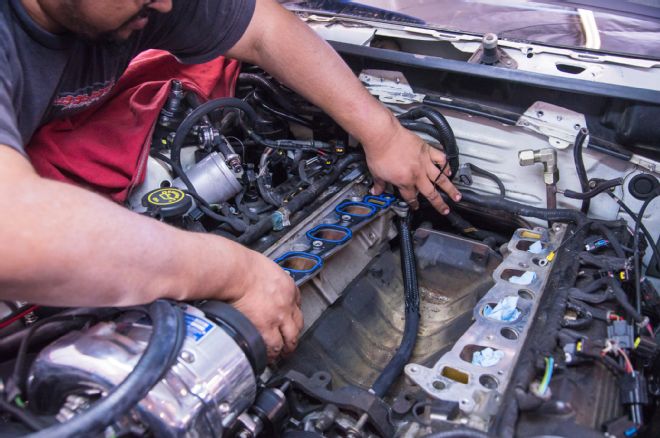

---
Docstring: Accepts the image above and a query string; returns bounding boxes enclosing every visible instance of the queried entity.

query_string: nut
[518,149,536,166]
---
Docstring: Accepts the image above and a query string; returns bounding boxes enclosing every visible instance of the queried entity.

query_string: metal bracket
[359,70,425,105]
[516,102,587,150]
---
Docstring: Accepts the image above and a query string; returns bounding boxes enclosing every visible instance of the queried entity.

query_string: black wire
[0,398,47,431]
[634,187,660,317]
[573,127,591,214]
[563,178,622,200]
[468,163,506,197]
[607,191,660,272]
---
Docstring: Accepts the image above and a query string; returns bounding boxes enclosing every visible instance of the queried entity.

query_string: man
[0,0,461,361]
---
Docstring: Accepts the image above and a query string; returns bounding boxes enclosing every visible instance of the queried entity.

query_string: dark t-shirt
[0,0,256,156]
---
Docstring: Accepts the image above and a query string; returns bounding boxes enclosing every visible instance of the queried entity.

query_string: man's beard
[58,1,153,44]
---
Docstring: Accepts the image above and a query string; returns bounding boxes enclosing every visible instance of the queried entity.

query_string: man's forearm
[227,0,398,152]
[0,147,246,307]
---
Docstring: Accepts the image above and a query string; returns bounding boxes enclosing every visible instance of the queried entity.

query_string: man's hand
[229,251,303,362]
[366,122,462,213]
[228,0,462,215]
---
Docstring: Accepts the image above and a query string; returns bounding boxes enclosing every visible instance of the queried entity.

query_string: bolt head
[180,350,195,363]
[312,240,323,248]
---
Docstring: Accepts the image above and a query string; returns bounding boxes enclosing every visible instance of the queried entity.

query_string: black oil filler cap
[142,187,192,218]
[629,174,659,201]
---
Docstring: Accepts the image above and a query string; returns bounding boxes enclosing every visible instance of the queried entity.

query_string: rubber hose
[371,213,420,398]
[27,301,184,438]
[0,308,118,358]
[444,210,507,245]
[398,107,459,177]
[238,73,301,115]
[563,178,622,201]
[423,429,490,438]
[456,191,586,225]
[170,97,258,171]
[399,119,443,143]
[573,127,591,214]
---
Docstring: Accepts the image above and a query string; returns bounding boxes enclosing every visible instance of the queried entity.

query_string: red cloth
[27,50,240,202]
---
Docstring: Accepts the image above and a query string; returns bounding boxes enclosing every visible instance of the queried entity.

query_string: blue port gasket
[335,201,377,219]
[305,224,353,245]
[275,251,323,275]
[363,195,393,209]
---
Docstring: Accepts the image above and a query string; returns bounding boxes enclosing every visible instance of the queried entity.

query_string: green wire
[539,356,554,394]
[14,396,25,408]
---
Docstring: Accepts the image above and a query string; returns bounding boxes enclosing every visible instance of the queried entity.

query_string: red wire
[0,305,39,329]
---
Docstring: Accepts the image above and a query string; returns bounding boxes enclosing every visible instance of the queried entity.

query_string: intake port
[501,269,537,285]
[306,224,352,245]
[481,297,521,322]
[516,240,548,253]
[335,201,377,219]
[275,252,323,276]
[460,345,504,367]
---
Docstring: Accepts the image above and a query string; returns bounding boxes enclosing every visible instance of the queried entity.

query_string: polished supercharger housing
[27,304,265,437]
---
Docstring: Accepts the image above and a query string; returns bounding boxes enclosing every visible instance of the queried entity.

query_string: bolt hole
[518,289,534,300]
[526,52,534,58]
[432,380,446,390]
[479,374,499,390]
[500,327,519,340]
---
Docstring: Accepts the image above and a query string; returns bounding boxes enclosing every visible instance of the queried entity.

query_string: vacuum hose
[371,212,420,398]
[398,107,459,178]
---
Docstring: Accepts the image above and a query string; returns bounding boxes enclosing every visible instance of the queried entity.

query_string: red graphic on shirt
[53,81,116,110]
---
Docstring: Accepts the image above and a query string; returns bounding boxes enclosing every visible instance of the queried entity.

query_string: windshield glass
[283,0,660,59]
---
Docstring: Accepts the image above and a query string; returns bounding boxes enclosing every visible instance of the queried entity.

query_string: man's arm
[0,146,301,360]
[226,0,461,213]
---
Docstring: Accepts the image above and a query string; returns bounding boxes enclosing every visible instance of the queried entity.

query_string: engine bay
[1,59,659,438]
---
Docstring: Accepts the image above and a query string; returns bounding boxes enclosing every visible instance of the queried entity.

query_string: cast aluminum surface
[28,305,256,437]
[404,224,568,431]
[265,176,397,332]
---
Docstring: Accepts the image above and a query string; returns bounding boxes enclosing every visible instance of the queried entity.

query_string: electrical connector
[620,373,649,407]
[633,336,658,360]
[585,236,610,252]
[608,321,635,350]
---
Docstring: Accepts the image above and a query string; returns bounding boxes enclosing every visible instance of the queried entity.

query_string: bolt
[574,124,581,130]
[218,403,231,415]
[312,240,323,248]
[341,214,352,222]
[180,350,195,363]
